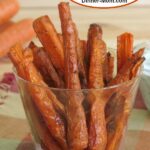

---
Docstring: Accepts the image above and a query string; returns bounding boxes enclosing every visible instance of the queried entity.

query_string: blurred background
[12,0,150,42]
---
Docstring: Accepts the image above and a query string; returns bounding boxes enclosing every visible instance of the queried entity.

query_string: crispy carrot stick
[73,23,87,88]
[86,24,103,69]
[88,37,107,150]
[10,44,67,149]
[23,48,34,62]
[106,50,145,150]
[105,93,127,150]
[104,52,114,84]
[109,59,134,86]
[64,21,88,149]
[30,43,64,88]
[117,32,133,72]
[9,44,61,150]
[57,33,64,45]
[8,43,27,79]
[64,22,88,149]
[130,57,145,79]
[58,2,72,30]
[80,40,87,61]
[132,48,144,61]
[59,2,88,149]
[23,62,67,149]
[110,48,145,86]
[28,42,66,117]
[28,100,62,150]
[33,15,64,77]
[88,38,105,88]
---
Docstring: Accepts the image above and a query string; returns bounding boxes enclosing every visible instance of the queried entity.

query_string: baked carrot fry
[59,2,88,149]
[86,24,103,69]
[9,44,67,149]
[23,48,34,63]
[80,40,87,61]
[24,62,67,150]
[88,38,105,88]
[64,21,88,149]
[105,93,127,150]
[73,23,87,88]
[88,37,107,150]
[109,59,134,86]
[110,49,145,86]
[33,16,64,76]
[130,57,145,79]
[8,43,27,78]
[31,44,64,88]
[117,32,133,72]
[29,42,66,118]
[58,2,72,30]
[57,33,64,45]
[132,48,144,60]
[28,100,62,150]
[104,52,114,84]
[9,44,61,150]
[29,41,66,116]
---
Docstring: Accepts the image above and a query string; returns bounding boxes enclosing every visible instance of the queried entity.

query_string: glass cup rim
[13,67,142,92]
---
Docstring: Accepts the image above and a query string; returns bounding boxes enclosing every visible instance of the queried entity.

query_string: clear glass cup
[15,70,141,150]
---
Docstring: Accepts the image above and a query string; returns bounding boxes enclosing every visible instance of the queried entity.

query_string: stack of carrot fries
[9,2,145,150]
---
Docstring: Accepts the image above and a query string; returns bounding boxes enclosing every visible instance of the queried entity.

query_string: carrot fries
[9,44,62,150]
[30,42,64,88]
[86,24,103,70]
[9,2,145,150]
[33,16,64,77]
[117,33,133,72]
[110,48,145,86]
[74,23,87,88]
[59,2,88,149]
[105,52,114,84]
[88,36,107,150]
[106,48,144,150]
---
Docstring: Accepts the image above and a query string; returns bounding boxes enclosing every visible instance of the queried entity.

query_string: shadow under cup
[15,71,140,150]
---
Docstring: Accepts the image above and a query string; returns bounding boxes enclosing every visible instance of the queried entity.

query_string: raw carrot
[0,0,19,26]
[0,19,35,58]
